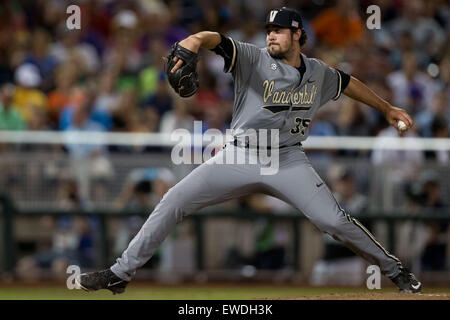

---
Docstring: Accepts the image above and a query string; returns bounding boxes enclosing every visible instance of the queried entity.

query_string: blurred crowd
[0,0,448,141]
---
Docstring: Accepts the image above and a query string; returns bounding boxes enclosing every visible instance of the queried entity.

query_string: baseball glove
[165,42,199,98]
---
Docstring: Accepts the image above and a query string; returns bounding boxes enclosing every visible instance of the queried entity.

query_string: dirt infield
[283,292,450,300]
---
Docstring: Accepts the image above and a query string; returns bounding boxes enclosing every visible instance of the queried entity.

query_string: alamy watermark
[366,5,381,30]
[171,121,281,175]
[366,265,381,290]
[66,5,81,30]
[66,265,81,289]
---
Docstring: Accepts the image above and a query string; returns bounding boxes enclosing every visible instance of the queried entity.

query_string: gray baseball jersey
[227,39,343,146]
[110,36,404,282]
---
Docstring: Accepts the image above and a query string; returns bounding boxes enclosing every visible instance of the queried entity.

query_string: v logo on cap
[269,10,278,22]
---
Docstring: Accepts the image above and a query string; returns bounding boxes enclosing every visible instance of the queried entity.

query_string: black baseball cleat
[391,268,422,293]
[75,269,129,295]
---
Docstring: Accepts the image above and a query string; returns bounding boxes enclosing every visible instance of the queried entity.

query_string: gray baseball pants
[111,144,402,281]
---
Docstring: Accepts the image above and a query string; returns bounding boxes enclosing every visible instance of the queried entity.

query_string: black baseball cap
[265,7,303,30]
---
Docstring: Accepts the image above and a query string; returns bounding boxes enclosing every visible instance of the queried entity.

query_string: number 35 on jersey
[290,117,311,135]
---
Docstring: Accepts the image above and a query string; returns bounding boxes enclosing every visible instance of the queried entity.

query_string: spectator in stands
[114,167,176,212]
[227,12,266,48]
[46,63,78,128]
[139,36,167,100]
[371,121,425,209]
[103,10,142,74]
[309,110,338,137]
[164,1,190,47]
[307,110,338,167]
[60,84,112,132]
[419,172,448,271]
[0,8,14,85]
[63,87,113,209]
[416,91,450,138]
[0,83,26,130]
[190,61,221,120]
[76,0,109,58]
[50,25,100,76]
[332,167,368,214]
[386,51,440,114]
[93,69,120,115]
[23,28,59,92]
[159,95,195,133]
[397,170,449,272]
[424,117,449,165]
[312,0,364,48]
[336,97,371,136]
[387,0,446,62]
[112,87,152,133]
[26,98,50,131]
[8,27,29,71]
[141,106,161,135]
[16,178,96,280]
[223,194,292,272]
[438,53,450,106]
[12,63,47,126]
[389,31,430,70]
[141,75,173,120]
[397,181,430,272]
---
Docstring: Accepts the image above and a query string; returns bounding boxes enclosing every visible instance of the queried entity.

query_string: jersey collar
[297,53,312,89]
[297,54,306,79]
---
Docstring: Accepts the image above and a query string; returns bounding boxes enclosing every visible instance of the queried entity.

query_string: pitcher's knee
[158,187,194,222]
[314,213,350,236]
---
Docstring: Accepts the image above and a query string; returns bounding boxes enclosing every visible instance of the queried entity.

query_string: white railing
[1,130,449,151]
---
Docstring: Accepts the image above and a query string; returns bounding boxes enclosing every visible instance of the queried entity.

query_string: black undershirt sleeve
[337,69,351,92]
[210,34,235,72]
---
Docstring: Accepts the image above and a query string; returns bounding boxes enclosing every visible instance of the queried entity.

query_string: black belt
[231,139,302,150]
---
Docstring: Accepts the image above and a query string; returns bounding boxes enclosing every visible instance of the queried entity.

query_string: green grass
[2,285,447,300]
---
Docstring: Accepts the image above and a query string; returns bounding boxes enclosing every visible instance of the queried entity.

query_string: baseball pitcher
[77,7,421,294]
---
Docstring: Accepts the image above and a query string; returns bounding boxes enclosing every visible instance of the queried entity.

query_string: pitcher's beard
[268,47,288,59]
[268,41,293,60]
[268,50,286,59]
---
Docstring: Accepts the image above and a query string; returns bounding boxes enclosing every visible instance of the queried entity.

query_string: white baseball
[397,120,407,131]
